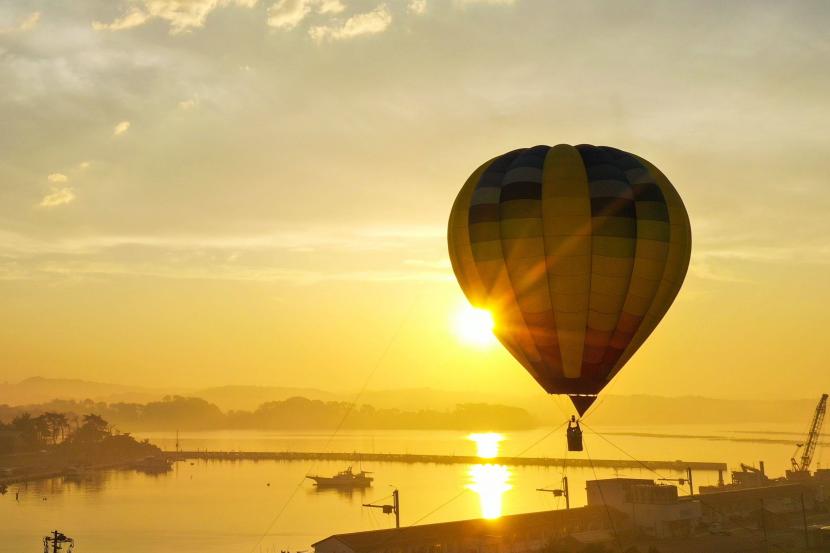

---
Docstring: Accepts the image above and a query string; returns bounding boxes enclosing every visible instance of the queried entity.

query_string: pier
[166,450,726,472]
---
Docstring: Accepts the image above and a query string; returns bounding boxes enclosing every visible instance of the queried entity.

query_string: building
[586,478,701,538]
[313,507,629,553]
[698,483,813,528]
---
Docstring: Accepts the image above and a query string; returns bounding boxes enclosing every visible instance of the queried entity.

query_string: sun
[453,304,496,347]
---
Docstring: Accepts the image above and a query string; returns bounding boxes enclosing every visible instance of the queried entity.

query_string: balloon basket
[567,417,583,452]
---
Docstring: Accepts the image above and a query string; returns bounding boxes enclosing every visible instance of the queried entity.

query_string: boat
[131,455,173,474]
[307,466,373,488]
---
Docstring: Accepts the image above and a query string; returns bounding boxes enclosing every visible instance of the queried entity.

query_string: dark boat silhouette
[307,466,373,488]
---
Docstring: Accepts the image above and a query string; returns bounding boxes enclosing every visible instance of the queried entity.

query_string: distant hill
[581,394,819,426]
[0,377,171,405]
[1,377,824,427]
[196,385,340,411]
[351,388,531,412]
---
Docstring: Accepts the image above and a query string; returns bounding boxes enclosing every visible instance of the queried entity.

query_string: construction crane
[789,393,828,475]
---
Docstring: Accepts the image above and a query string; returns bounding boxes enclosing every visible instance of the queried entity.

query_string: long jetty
[166,450,726,472]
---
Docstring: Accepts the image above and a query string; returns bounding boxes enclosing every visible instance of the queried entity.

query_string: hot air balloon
[448,144,691,427]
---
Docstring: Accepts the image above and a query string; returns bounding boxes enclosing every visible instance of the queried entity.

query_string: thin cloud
[0,225,446,257]
[92,8,149,31]
[38,188,76,208]
[408,0,427,15]
[1,11,40,33]
[0,260,454,285]
[0,225,452,284]
[18,11,41,31]
[78,161,92,170]
[266,0,345,30]
[309,4,392,42]
[267,0,311,29]
[178,98,199,110]
[92,0,258,34]
[317,0,345,14]
[454,0,518,5]
[113,121,131,136]
[47,173,68,183]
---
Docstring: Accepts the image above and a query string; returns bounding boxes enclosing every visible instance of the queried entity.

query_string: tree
[71,413,110,444]
[42,412,69,444]
[10,413,47,449]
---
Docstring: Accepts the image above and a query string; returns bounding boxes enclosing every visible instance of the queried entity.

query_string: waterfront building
[585,478,701,538]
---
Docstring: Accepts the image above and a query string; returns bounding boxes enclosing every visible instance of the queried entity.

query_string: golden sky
[1,0,829,399]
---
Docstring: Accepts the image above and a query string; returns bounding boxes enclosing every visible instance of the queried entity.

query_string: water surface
[0,424,811,553]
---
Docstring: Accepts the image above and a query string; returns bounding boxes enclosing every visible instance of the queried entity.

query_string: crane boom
[792,393,828,473]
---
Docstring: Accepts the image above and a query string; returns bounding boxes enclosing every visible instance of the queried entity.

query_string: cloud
[0,225,451,283]
[0,225,446,257]
[266,0,345,30]
[92,0,259,34]
[78,161,92,170]
[317,0,345,15]
[454,0,517,5]
[18,11,41,31]
[309,4,392,42]
[1,11,41,34]
[408,0,427,15]
[178,98,198,110]
[92,8,150,31]
[267,0,311,29]
[113,120,131,136]
[38,188,76,208]
[47,173,69,183]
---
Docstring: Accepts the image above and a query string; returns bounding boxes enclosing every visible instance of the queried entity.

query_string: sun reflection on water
[467,464,512,519]
[468,433,504,459]
[467,432,511,519]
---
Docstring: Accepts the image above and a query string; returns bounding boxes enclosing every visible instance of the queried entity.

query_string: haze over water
[1,424,813,552]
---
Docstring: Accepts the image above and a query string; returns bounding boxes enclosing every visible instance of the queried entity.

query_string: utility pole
[363,488,400,528]
[686,467,694,496]
[657,470,693,497]
[393,488,400,529]
[43,530,73,553]
[537,476,570,510]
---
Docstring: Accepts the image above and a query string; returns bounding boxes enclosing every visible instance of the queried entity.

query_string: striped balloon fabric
[448,144,691,416]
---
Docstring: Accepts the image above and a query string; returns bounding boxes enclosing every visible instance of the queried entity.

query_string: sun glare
[453,304,495,346]
[467,464,512,519]
[469,432,504,459]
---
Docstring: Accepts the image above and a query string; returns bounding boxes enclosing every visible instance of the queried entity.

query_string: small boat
[132,456,173,474]
[307,466,373,488]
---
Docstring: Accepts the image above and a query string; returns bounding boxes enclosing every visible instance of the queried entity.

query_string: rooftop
[313,506,625,552]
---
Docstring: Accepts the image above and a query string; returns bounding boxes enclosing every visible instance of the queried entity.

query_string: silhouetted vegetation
[0,396,537,433]
[0,411,160,463]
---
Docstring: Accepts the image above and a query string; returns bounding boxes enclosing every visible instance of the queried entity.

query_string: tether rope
[244,295,421,553]
[584,445,624,553]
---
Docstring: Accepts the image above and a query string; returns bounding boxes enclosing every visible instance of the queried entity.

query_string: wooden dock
[166,450,726,472]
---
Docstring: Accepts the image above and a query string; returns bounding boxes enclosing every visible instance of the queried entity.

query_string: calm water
[0,424,816,553]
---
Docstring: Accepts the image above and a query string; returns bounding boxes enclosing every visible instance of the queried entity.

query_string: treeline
[0,412,160,461]
[0,396,538,432]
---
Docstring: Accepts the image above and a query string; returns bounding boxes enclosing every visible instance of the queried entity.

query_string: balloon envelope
[447,144,691,415]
